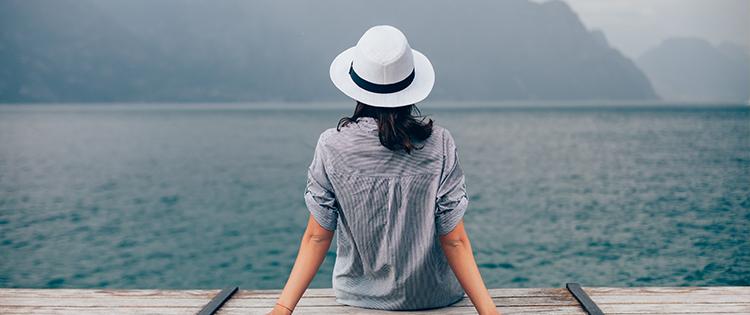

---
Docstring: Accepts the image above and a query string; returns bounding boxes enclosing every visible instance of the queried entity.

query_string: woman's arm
[268,215,335,315]
[439,220,501,315]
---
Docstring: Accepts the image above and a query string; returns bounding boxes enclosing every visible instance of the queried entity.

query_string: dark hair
[337,101,433,154]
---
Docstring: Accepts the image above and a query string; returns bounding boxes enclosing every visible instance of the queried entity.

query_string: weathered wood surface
[0,286,748,314]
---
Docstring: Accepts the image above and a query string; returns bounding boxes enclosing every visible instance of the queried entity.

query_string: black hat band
[349,62,415,94]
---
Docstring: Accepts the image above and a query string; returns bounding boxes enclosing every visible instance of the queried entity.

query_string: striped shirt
[304,116,468,310]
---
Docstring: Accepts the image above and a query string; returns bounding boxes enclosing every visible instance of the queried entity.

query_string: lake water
[1,103,748,290]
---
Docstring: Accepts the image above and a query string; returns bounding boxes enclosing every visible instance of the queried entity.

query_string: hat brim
[329,47,435,108]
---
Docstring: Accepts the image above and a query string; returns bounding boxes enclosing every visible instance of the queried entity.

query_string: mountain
[637,37,750,103]
[0,0,657,103]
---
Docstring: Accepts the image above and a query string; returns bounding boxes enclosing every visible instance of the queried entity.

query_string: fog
[0,0,747,103]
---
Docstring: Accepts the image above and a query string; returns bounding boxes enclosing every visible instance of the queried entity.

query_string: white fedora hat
[329,25,435,108]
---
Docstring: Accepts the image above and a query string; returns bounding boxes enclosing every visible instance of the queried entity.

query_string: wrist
[478,306,500,315]
[274,302,294,314]
[476,301,499,315]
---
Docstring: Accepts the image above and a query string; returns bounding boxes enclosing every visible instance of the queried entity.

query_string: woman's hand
[268,215,334,315]
[439,220,501,315]
[265,304,293,315]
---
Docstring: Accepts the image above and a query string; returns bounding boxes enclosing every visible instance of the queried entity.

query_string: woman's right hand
[439,220,502,315]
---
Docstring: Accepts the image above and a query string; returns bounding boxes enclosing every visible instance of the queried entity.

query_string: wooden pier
[1,286,748,314]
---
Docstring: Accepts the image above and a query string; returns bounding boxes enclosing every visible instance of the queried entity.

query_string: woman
[269,25,500,314]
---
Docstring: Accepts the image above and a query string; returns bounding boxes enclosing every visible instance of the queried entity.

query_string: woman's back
[269,25,499,315]
[305,116,468,310]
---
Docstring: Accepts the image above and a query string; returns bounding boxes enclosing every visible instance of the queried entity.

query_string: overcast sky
[534,0,750,58]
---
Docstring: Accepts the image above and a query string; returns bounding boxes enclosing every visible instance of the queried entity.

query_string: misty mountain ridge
[637,37,749,103]
[0,0,658,103]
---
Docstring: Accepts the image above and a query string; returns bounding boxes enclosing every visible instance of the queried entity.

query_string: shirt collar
[356,116,377,127]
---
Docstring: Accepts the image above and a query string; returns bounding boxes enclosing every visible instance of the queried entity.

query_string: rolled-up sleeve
[304,132,339,231]
[435,129,469,236]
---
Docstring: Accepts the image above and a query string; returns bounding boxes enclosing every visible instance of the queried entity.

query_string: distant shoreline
[0,100,748,111]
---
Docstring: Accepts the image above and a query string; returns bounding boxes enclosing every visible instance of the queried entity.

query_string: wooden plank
[7,304,749,315]
[216,305,586,315]
[0,288,575,307]
[584,287,750,296]
[0,298,208,307]
[590,294,750,304]
[1,287,748,315]
[2,287,744,299]
[238,288,570,299]
[584,286,750,314]
[0,287,573,299]
[606,314,749,315]
[598,303,750,314]
[0,289,219,299]
[608,313,747,315]
[231,296,579,308]
[197,287,238,315]
[566,283,604,315]
[0,305,584,315]
[0,306,196,315]
[0,296,579,307]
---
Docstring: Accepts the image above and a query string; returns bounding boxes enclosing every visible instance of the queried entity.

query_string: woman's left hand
[265,304,293,315]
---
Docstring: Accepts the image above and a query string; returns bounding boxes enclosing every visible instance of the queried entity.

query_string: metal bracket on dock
[197,286,239,315]
[566,283,604,315]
